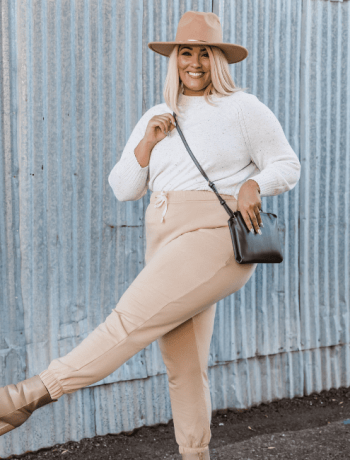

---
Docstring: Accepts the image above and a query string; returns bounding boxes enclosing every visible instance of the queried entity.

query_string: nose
[189,53,202,68]
[191,57,201,67]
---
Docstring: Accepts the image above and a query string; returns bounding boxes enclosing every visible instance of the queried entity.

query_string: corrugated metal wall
[0,0,349,456]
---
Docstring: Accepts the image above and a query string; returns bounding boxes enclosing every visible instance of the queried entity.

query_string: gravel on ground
[2,386,350,459]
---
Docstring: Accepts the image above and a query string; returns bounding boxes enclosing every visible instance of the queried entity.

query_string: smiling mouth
[187,72,204,78]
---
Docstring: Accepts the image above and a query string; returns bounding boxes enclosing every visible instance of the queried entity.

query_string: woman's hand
[134,113,177,168]
[143,113,177,147]
[237,180,263,234]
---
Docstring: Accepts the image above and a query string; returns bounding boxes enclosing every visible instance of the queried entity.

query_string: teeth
[188,72,203,76]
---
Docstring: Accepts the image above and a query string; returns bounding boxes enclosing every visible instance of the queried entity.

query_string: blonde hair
[163,45,247,118]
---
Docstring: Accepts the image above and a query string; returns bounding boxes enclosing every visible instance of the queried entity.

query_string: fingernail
[260,223,264,228]
[250,228,254,234]
[258,229,262,235]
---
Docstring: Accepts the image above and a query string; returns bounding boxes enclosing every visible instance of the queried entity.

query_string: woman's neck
[182,92,205,97]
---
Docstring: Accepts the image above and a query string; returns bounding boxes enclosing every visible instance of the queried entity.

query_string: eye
[180,51,209,57]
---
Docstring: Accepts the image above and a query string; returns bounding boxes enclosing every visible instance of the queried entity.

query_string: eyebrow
[179,46,207,51]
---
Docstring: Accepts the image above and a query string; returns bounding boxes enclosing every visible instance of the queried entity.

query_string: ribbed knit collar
[178,93,206,104]
[178,92,221,109]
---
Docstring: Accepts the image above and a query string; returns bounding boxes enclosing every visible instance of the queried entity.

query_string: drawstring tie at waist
[154,191,168,223]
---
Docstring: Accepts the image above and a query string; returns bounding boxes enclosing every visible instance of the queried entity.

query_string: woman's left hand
[237,180,263,234]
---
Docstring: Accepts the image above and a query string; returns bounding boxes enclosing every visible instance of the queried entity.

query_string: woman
[0,11,301,460]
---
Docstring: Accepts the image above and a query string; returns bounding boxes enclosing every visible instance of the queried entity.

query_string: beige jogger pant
[39,190,257,456]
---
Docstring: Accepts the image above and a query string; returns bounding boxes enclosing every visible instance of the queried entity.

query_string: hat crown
[174,11,223,44]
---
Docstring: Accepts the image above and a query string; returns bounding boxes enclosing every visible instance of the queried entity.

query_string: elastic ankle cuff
[39,370,63,400]
[179,445,210,455]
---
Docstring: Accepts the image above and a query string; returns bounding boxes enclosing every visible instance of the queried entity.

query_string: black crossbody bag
[173,112,283,264]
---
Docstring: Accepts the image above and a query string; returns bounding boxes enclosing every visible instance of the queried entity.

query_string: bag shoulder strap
[173,112,235,219]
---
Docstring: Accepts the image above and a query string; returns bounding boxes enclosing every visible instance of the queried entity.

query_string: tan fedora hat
[148,11,248,65]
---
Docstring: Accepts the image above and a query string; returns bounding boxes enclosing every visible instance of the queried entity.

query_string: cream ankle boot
[0,375,57,436]
[182,450,210,459]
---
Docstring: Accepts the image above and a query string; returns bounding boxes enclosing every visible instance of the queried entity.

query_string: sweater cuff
[244,171,280,197]
[108,149,149,201]
[132,149,150,171]
[115,148,149,184]
[129,148,149,174]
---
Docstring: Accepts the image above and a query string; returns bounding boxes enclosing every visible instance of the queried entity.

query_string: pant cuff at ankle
[39,369,64,400]
[179,445,210,455]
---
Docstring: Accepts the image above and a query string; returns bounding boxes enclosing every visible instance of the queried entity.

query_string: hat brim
[148,42,248,64]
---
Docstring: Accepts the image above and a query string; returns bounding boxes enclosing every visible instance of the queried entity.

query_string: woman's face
[177,45,212,96]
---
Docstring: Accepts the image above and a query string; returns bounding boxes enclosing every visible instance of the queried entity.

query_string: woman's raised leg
[1,225,256,445]
[38,226,256,399]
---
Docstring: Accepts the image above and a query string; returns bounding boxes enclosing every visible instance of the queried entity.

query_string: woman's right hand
[143,113,177,146]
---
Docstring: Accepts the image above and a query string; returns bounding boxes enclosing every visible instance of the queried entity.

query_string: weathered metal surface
[0,0,349,457]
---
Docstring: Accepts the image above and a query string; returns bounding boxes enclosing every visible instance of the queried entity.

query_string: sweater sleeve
[238,95,301,197]
[108,110,152,202]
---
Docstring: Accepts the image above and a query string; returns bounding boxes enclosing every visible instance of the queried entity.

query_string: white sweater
[108,91,301,202]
